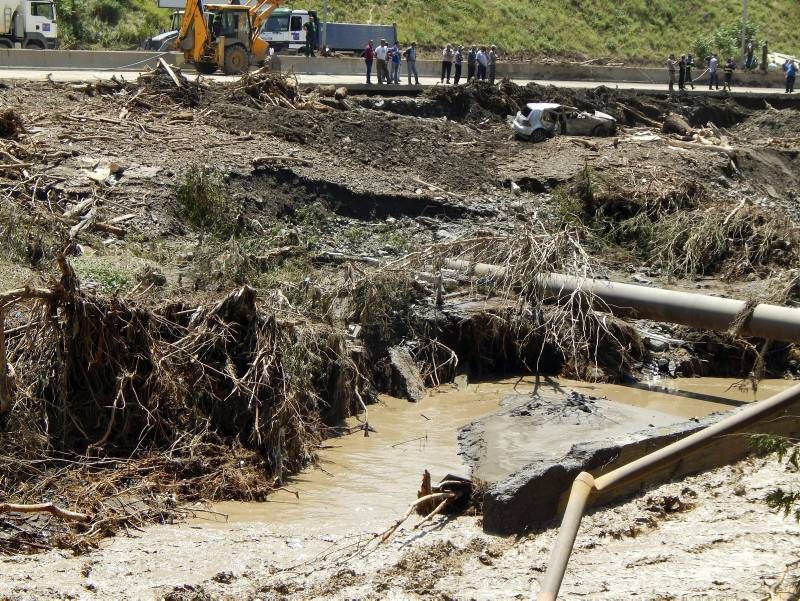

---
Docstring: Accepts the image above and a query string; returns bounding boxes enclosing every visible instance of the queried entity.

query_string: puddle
[205,376,795,531]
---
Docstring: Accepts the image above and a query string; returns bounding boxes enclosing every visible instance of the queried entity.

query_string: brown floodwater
[205,376,794,530]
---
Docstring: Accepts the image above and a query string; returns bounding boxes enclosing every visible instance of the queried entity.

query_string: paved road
[0,67,794,97]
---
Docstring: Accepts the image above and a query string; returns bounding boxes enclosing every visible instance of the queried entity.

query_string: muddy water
[207,376,794,531]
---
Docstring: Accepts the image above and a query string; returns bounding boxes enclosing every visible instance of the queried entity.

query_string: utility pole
[741,0,747,60]
[321,0,328,50]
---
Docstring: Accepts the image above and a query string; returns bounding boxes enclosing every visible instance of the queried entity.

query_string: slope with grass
[309,0,800,60]
[54,0,168,49]
[56,0,799,61]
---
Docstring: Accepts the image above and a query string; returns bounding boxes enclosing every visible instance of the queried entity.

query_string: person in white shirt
[374,39,391,84]
[708,53,719,90]
[441,44,454,84]
[476,47,488,80]
[666,53,677,93]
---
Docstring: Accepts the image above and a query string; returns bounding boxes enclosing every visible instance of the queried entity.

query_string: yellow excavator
[175,0,282,75]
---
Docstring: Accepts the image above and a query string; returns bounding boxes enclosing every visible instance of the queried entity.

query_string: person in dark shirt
[685,54,695,90]
[678,55,687,91]
[784,59,797,94]
[362,40,374,84]
[467,46,477,81]
[722,57,735,92]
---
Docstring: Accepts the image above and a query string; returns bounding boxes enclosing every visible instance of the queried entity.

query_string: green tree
[693,20,760,62]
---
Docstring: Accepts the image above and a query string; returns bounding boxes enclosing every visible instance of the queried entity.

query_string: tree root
[0,502,90,523]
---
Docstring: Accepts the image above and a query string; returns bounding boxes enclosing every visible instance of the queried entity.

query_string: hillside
[58,0,800,61]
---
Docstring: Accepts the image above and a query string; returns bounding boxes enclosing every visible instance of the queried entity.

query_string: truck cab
[258,8,316,53]
[0,0,58,48]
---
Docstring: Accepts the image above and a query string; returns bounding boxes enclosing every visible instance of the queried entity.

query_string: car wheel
[531,128,547,143]
[591,124,608,137]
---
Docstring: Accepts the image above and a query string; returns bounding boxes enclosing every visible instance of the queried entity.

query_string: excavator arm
[240,0,284,64]
[175,0,211,63]
[247,0,284,32]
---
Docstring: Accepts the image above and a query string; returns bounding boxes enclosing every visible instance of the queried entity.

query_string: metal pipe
[443,259,800,342]
[537,381,800,600]
[537,472,595,601]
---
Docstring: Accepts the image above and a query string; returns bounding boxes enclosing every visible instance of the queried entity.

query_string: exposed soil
[0,455,796,600]
[0,66,799,596]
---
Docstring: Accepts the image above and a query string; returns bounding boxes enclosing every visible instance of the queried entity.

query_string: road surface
[0,67,793,97]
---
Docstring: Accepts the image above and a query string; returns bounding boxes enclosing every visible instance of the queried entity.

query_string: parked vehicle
[512,102,617,142]
[0,0,58,49]
[259,8,396,54]
[147,2,395,56]
[143,10,183,52]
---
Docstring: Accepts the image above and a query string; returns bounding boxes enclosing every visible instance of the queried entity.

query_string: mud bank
[0,383,797,600]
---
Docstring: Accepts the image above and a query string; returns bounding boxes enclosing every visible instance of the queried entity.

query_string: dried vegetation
[1,61,799,556]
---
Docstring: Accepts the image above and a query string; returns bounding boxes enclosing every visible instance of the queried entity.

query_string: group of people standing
[440,45,498,85]
[362,39,420,85]
[362,40,499,86]
[666,53,737,93]
[665,54,697,93]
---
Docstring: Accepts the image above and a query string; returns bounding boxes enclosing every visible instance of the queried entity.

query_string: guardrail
[536,381,800,600]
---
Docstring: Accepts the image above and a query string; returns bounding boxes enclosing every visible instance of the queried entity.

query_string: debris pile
[231,68,332,111]
[0,259,360,551]
[0,108,24,139]
[138,60,205,106]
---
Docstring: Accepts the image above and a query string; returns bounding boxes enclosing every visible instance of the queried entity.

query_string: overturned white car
[512,102,617,142]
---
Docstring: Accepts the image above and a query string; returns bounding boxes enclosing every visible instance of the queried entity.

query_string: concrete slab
[0,48,180,70]
[459,391,686,484]
[476,389,800,535]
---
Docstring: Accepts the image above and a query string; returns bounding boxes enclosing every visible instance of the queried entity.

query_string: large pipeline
[536,381,800,600]
[444,259,800,342]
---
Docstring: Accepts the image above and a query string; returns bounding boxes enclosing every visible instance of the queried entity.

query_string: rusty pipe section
[444,259,800,342]
[536,381,800,600]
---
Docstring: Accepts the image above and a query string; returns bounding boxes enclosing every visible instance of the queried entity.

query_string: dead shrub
[0,108,24,139]
[0,260,360,551]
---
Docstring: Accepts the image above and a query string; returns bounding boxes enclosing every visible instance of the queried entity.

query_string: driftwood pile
[0,108,25,139]
[137,59,205,107]
[231,68,335,111]
[0,256,360,552]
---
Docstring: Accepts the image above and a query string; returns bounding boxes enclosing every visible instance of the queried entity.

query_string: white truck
[0,0,58,49]
[259,8,397,54]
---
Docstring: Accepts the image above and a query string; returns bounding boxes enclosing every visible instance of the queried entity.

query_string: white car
[512,102,617,142]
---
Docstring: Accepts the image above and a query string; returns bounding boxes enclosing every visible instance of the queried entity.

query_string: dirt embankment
[0,66,799,557]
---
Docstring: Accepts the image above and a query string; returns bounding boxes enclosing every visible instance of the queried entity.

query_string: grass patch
[55,0,168,49]
[175,166,237,240]
[300,0,799,60]
[72,255,160,295]
[53,0,799,59]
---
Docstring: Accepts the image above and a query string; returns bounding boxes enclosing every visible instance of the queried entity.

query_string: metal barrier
[536,381,800,601]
